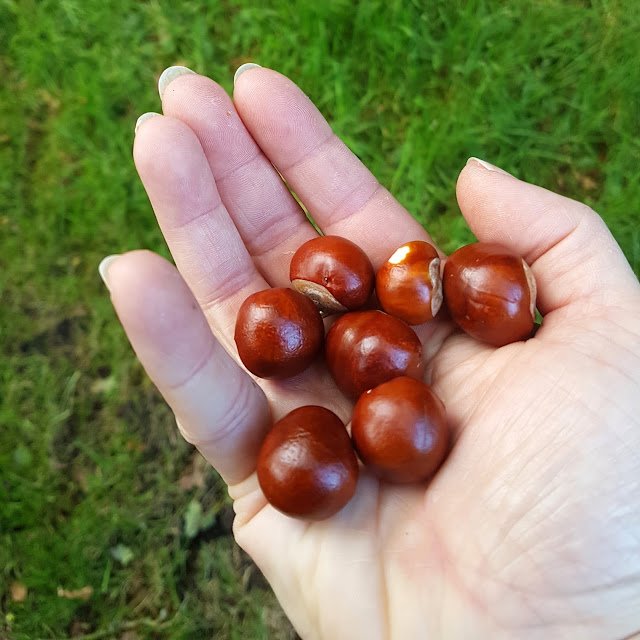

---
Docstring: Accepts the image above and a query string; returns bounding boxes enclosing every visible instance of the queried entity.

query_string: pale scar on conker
[290,235,375,316]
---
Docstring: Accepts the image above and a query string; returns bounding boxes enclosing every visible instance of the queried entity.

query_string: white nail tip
[158,65,195,98]
[134,112,161,135]
[233,63,261,85]
[466,157,511,176]
[467,157,497,171]
[98,254,120,291]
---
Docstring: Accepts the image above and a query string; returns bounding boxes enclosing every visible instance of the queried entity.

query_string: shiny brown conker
[257,406,359,520]
[234,287,324,379]
[325,310,424,400]
[376,241,443,325]
[443,242,537,347]
[290,235,375,315]
[351,377,449,484]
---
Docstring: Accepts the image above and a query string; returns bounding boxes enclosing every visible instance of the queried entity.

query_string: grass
[1,0,639,637]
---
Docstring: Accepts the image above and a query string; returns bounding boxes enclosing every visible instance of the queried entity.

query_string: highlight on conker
[325,310,424,399]
[376,240,443,325]
[234,287,324,379]
[256,406,359,520]
[351,377,449,484]
[443,242,537,346]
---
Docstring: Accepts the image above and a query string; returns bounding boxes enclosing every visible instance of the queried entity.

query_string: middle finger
[233,66,435,269]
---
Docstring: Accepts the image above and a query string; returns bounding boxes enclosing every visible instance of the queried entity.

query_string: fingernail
[233,62,261,85]
[466,157,512,176]
[98,254,120,292]
[158,65,195,99]
[134,112,161,135]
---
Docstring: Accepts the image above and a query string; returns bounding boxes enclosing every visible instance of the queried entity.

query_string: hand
[102,65,640,639]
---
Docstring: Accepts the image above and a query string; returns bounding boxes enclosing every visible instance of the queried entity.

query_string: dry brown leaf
[72,465,90,493]
[57,585,93,600]
[574,172,598,191]
[70,620,90,637]
[124,439,145,453]
[10,582,27,602]
[178,451,208,490]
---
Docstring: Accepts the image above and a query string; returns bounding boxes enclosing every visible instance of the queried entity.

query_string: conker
[325,310,424,400]
[443,242,537,347]
[376,241,442,325]
[234,287,324,379]
[290,235,375,315]
[351,377,449,484]
[257,406,359,520]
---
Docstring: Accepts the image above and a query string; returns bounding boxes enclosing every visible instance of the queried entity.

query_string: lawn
[1,0,639,638]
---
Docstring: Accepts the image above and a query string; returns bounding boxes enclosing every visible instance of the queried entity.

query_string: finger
[158,67,317,287]
[233,67,431,267]
[133,114,268,342]
[102,250,271,485]
[456,159,640,315]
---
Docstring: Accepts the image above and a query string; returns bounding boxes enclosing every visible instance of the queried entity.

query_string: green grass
[1,0,639,637]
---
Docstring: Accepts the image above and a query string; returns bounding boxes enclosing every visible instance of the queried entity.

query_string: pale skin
[102,66,640,639]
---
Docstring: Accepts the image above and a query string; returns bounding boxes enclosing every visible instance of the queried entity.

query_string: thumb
[456,159,639,316]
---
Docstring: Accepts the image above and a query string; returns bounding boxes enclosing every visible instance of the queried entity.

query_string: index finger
[233,66,435,267]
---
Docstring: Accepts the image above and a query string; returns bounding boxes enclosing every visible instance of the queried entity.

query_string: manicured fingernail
[134,112,161,135]
[466,157,512,176]
[234,62,261,85]
[98,254,120,292]
[158,65,195,99]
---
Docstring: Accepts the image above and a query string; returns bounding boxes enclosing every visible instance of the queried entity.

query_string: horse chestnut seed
[376,241,443,325]
[325,310,424,399]
[290,236,375,315]
[257,406,359,520]
[443,242,537,347]
[352,377,449,484]
[234,288,324,379]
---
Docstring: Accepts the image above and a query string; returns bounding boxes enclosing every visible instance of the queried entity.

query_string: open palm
[105,66,640,639]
